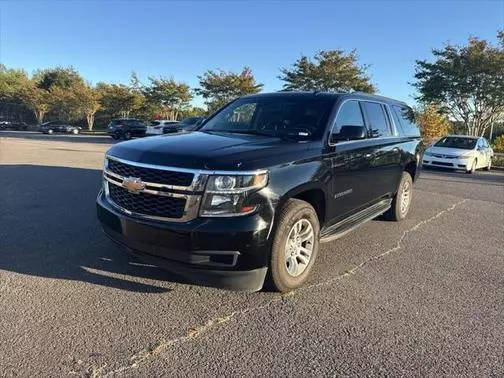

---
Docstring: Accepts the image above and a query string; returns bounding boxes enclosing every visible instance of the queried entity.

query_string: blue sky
[1,1,503,107]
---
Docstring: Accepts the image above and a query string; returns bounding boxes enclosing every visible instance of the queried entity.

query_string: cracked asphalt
[1,133,503,377]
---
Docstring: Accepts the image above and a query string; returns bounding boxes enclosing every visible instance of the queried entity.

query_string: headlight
[200,172,268,217]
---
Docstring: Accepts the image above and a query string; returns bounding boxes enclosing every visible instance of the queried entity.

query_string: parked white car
[423,135,493,173]
[146,120,179,135]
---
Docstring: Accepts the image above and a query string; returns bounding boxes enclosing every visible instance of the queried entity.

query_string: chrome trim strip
[106,155,268,176]
[104,169,205,193]
[105,176,190,198]
[104,181,201,223]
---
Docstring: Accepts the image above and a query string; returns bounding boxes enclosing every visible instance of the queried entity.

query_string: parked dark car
[97,92,422,292]
[178,116,205,131]
[107,118,147,140]
[40,121,81,134]
[0,121,29,130]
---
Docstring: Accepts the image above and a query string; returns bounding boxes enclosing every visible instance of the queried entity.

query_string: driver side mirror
[331,125,367,143]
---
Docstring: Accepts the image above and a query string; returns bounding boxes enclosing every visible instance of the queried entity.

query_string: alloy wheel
[400,179,411,216]
[284,218,314,277]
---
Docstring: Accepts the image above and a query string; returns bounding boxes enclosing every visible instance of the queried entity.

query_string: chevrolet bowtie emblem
[122,176,145,194]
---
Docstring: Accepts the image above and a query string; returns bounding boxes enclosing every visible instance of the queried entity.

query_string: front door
[325,100,376,222]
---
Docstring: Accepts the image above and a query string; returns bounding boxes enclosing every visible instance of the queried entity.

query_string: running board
[320,199,392,243]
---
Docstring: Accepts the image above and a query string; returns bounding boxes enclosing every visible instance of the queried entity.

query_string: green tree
[413,31,504,136]
[493,134,504,152]
[416,104,452,143]
[73,83,102,130]
[0,65,34,122]
[97,82,144,117]
[33,66,84,91]
[22,84,51,123]
[144,76,192,120]
[195,67,263,112]
[279,50,376,93]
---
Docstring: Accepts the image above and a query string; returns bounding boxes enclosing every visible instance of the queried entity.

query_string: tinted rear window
[362,102,391,137]
[392,105,420,137]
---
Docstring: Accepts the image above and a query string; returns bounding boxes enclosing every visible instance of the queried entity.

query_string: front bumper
[96,190,271,291]
[422,156,471,170]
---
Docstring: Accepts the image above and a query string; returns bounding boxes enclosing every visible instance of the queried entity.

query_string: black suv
[107,118,147,140]
[40,121,81,134]
[97,92,421,292]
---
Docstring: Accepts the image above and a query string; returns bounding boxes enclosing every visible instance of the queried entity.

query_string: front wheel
[466,159,477,174]
[47,129,53,135]
[72,129,79,135]
[384,172,413,222]
[123,131,132,140]
[267,199,319,293]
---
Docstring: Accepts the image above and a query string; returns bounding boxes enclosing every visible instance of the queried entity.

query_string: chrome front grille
[432,153,456,159]
[108,184,187,219]
[103,156,205,222]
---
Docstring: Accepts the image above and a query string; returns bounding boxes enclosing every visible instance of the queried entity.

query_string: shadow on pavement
[421,166,504,186]
[0,164,190,293]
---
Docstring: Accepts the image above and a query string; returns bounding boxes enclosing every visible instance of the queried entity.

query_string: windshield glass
[200,97,334,139]
[435,137,477,150]
[180,117,198,124]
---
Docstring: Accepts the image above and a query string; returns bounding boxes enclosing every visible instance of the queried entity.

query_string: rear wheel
[267,199,319,293]
[384,172,413,222]
[72,129,79,135]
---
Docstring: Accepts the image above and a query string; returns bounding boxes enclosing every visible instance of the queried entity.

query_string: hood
[107,131,319,170]
[426,146,476,157]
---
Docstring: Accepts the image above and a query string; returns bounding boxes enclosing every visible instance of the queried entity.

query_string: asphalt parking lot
[1,132,503,377]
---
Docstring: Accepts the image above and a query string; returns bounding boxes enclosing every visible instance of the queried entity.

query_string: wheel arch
[278,183,328,226]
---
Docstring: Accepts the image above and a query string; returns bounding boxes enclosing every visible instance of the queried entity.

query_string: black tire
[466,159,477,174]
[123,131,132,140]
[384,172,413,222]
[267,199,320,293]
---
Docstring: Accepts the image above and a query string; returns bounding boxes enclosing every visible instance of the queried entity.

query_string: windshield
[200,97,334,139]
[180,117,199,124]
[435,137,477,150]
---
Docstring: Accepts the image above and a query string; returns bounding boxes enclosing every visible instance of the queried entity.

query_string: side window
[392,105,420,137]
[362,102,391,137]
[333,100,365,134]
[227,103,256,124]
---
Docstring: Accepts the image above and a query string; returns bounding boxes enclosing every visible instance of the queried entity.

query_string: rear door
[360,101,402,201]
